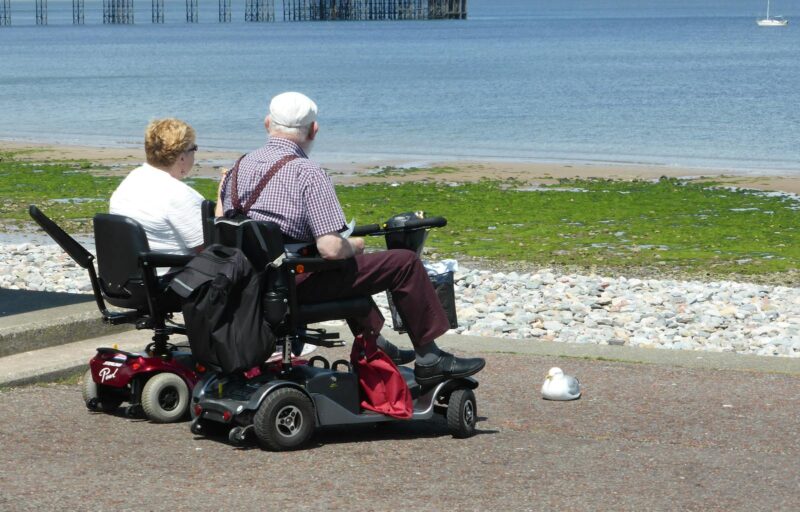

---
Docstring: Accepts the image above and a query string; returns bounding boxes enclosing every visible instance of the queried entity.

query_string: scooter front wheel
[253,388,314,451]
[447,388,477,439]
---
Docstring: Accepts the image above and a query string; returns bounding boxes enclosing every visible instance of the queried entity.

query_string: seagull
[541,367,581,401]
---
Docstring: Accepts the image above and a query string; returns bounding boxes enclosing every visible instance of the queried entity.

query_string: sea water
[1,0,798,172]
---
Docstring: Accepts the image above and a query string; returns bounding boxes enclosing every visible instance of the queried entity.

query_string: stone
[4,236,800,359]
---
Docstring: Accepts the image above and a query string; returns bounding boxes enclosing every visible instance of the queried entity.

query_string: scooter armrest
[139,252,194,269]
[286,257,351,274]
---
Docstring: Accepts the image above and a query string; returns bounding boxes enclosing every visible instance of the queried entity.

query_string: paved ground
[1,343,798,511]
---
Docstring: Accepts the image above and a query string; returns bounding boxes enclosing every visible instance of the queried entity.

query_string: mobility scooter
[186,212,479,450]
[29,205,201,422]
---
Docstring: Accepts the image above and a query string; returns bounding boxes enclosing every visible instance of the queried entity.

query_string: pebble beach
[5,237,799,359]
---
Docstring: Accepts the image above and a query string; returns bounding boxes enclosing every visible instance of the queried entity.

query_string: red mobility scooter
[29,205,201,422]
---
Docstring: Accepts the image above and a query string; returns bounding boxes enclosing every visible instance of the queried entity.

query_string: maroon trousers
[295,249,450,348]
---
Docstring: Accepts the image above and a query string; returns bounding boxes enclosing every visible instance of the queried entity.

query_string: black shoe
[375,337,415,366]
[414,352,486,387]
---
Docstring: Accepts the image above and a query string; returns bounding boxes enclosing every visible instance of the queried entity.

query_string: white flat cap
[269,91,318,128]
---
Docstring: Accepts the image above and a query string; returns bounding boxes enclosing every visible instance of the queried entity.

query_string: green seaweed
[336,177,800,277]
[4,153,800,280]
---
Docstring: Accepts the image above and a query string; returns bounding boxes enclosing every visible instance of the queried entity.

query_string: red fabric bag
[350,335,413,419]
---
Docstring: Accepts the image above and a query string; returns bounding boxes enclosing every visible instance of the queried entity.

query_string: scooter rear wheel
[447,388,477,438]
[141,372,190,423]
[82,368,123,413]
[253,388,314,451]
[81,369,97,409]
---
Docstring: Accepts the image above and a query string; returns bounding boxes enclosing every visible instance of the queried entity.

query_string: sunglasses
[186,144,198,153]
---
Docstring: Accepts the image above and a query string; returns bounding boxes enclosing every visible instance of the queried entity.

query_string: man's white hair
[268,120,312,142]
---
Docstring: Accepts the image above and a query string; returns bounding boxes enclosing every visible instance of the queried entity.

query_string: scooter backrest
[92,213,152,310]
[213,218,286,270]
[201,199,216,247]
[28,205,94,269]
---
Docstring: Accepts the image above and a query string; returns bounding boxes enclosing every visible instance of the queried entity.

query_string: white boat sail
[757,0,788,26]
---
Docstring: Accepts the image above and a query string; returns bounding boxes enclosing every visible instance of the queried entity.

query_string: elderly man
[219,92,484,386]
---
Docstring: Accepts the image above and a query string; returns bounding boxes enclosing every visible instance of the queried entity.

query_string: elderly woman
[110,118,204,255]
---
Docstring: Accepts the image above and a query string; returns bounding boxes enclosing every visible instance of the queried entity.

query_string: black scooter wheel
[447,388,477,439]
[253,388,314,451]
[228,426,248,445]
[190,418,205,436]
[190,417,228,438]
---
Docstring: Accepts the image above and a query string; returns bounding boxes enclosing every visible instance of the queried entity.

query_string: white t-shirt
[110,163,204,255]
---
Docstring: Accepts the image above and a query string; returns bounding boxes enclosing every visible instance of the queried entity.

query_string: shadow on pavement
[0,287,92,317]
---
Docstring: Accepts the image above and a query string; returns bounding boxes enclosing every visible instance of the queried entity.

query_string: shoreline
[4,140,800,194]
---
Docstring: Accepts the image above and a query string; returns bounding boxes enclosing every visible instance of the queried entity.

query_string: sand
[2,140,799,194]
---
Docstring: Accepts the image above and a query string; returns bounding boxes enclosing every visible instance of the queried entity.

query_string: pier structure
[152,0,164,22]
[0,0,9,25]
[282,0,466,21]
[35,0,46,24]
[185,0,198,21]
[429,0,465,19]
[186,0,198,22]
[0,0,466,25]
[73,0,84,23]
[219,0,231,22]
[103,0,134,23]
[245,0,274,21]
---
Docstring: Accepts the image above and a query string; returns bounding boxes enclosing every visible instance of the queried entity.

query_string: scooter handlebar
[350,216,448,237]
[350,224,382,237]
[400,216,447,230]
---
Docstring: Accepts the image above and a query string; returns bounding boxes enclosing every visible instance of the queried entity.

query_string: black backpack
[168,244,276,373]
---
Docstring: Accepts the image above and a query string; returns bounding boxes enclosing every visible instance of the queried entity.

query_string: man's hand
[214,167,229,217]
[316,232,364,260]
[349,237,365,255]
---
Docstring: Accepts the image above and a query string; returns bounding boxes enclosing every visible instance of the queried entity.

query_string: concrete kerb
[0,329,181,387]
[2,319,799,388]
[399,332,800,376]
[0,302,131,357]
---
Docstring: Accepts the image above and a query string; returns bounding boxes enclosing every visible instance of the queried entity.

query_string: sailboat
[756,0,788,26]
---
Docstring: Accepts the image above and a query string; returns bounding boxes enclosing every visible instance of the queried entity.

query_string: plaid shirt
[220,138,346,242]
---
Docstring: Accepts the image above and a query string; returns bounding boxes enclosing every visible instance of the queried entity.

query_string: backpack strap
[230,154,299,216]
[228,154,246,213]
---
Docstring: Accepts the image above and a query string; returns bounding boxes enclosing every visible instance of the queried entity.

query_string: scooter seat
[297,297,372,325]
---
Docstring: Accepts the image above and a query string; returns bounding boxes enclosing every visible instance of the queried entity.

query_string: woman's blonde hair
[144,118,196,168]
